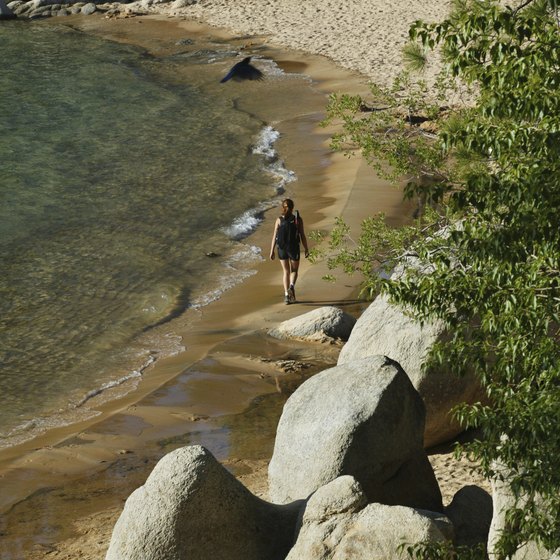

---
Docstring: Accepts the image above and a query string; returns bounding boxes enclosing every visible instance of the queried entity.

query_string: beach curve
[0,3,492,558]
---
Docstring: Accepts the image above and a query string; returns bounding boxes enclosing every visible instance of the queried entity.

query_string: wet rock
[176,37,195,46]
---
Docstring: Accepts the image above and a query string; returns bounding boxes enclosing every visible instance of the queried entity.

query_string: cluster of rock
[268,355,443,512]
[5,0,116,19]
[286,476,453,560]
[337,294,486,448]
[104,296,557,559]
[1,0,195,18]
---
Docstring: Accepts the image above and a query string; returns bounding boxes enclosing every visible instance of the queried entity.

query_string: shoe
[284,294,291,305]
[288,285,296,303]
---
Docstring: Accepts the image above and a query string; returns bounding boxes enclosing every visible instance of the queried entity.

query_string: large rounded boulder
[286,476,453,560]
[338,295,485,447]
[268,306,356,342]
[268,355,443,512]
[106,445,301,560]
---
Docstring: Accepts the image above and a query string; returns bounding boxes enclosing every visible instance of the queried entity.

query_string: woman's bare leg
[289,259,300,288]
[280,259,291,293]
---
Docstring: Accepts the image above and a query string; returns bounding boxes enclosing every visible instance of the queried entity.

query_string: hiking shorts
[277,245,300,261]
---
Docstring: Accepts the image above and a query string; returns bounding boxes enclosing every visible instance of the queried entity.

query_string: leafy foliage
[309,211,442,299]
[320,0,560,558]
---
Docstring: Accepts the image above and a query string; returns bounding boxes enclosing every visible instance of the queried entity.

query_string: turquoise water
[0,21,288,445]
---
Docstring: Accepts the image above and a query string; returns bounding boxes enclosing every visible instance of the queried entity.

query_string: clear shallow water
[0,21,292,445]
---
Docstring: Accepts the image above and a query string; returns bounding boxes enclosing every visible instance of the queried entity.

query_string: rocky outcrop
[286,475,453,560]
[445,485,493,547]
[6,0,198,17]
[8,0,98,17]
[105,445,302,560]
[268,355,443,512]
[338,294,485,447]
[268,306,356,342]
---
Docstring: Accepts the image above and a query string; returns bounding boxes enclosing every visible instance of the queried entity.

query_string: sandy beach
[151,0,450,89]
[0,2,491,558]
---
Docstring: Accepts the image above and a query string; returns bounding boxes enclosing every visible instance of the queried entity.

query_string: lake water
[0,20,295,447]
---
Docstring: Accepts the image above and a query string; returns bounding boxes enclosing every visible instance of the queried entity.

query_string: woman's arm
[270,218,280,260]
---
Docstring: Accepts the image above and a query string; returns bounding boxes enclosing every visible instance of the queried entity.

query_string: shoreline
[0,13,419,558]
[0,14,408,489]
[0,5,492,558]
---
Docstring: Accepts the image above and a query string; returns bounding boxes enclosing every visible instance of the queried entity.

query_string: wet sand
[0,10,491,559]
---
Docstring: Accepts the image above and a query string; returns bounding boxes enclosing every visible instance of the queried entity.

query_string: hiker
[270,198,309,304]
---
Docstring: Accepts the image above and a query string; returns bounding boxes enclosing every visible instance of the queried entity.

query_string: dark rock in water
[220,56,264,83]
[1,0,17,18]
[205,252,220,258]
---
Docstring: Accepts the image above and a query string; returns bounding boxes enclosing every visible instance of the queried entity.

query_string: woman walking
[270,198,309,304]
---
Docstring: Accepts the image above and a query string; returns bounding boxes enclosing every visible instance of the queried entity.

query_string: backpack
[277,211,300,250]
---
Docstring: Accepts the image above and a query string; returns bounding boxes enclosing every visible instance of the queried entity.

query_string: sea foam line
[221,126,296,241]
[189,244,262,309]
[75,353,158,408]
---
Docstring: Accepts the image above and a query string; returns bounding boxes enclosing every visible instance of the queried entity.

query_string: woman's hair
[282,198,294,211]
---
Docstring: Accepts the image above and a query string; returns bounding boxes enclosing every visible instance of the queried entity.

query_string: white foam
[253,125,280,159]
[221,208,264,240]
[189,244,263,309]
[222,125,296,241]
[253,126,297,193]
[75,353,157,407]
